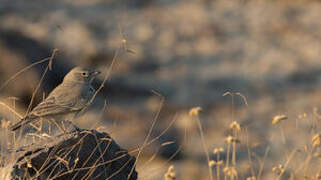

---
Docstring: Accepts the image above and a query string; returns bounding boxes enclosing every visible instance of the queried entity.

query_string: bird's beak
[92,71,101,76]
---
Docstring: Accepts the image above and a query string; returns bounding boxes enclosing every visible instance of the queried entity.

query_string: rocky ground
[0,0,321,179]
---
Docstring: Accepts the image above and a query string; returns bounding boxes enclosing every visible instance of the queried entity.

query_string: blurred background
[1,0,321,179]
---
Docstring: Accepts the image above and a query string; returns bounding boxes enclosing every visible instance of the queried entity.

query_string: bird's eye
[81,72,88,77]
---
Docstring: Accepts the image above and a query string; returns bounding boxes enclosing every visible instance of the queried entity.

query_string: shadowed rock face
[8,129,137,180]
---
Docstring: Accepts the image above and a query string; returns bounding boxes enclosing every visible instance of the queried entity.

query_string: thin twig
[0,101,23,119]
[79,46,120,116]
[0,58,51,91]
[127,91,164,179]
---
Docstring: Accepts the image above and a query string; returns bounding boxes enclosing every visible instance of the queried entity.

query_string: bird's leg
[49,118,67,134]
[68,113,82,132]
[66,120,81,132]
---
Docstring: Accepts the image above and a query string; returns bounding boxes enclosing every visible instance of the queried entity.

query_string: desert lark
[9,67,100,131]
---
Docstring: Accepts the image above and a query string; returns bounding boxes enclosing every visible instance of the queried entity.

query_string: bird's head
[63,67,101,84]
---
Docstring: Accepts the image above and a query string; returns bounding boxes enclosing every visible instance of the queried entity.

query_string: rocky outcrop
[4,129,137,180]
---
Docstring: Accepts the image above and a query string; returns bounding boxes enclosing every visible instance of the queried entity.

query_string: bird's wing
[27,86,85,119]
[10,84,90,131]
[10,94,80,131]
[27,97,77,118]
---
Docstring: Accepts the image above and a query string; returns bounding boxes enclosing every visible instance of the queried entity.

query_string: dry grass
[0,40,177,179]
[1,59,321,180]
[1,11,321,178]
[3,88,321,179]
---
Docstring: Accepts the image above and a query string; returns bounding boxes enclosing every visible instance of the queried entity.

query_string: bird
[9,67,101,131]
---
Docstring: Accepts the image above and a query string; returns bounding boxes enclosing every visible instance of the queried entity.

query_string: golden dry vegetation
[1,0,321,179]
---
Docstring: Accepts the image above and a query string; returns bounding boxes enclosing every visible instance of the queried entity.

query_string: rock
[5,129,137,180]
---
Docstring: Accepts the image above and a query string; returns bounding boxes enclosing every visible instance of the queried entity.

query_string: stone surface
[6,129,137,180]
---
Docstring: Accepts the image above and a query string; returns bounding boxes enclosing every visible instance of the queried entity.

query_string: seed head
[1,119,11,129]
[213,147,224,154]
[189,107,202,116]
[230,121,241,132]
[208,160,223,167]
[272,115,288,125]
[272,164,285,175]
[225,135,240,144]
[223,167,238,178]
[27,163,32,168]
[209,160,216,167]
[164,165,176,180]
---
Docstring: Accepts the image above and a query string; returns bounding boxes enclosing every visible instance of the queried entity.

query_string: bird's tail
[9,118,34,131]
